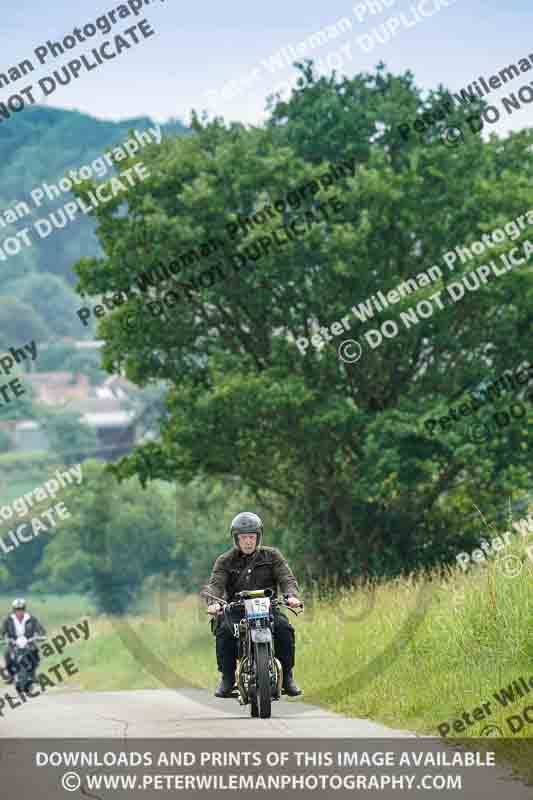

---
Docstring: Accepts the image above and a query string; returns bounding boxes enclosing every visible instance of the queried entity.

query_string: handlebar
[5,636,47,646]
[206,594,304,617]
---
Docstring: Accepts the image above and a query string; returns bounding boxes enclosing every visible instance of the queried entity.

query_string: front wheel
[253,642,271,719]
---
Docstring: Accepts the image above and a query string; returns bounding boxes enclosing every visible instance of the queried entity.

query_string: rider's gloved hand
[286,596,302,608]
[207,603,222,615]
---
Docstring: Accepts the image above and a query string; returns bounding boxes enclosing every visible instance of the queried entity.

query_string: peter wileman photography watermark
[77,193,345,333]
[397,52,533,148]
[0,339,39,408]
[0,127,159,263]
[0,0,165,127]
[293,209,533,360]
[0,619,90,717]
[0,464,83,555]
[356,0,458,54]
[466,390,533,445]
[76,157,355,334]
[455,509,533,573]
[344,223,532,359]
[422,358,533,437]
[437,673,533,736]
[203,11,353,108]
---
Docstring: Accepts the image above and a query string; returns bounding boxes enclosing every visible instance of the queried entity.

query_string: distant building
[67,398,138,460]
[11,407,137,462]
[96,374,137,402]
[8,369,141,462]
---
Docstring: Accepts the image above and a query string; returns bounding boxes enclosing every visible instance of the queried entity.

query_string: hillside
[0,106,188,342]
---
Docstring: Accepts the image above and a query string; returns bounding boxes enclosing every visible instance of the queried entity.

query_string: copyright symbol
[61,772,81,792]
[497,554,523,579]
[469,422,492,443]
[480,724,503,737]
[440,127,464,147]
[338,339,362,364]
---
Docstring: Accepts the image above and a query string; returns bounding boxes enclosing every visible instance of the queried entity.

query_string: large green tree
[32,461,178,613]
[74,63,533,580]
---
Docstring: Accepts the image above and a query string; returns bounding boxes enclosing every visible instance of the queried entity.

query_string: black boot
[214,673,236,698]
[282,669,302,697]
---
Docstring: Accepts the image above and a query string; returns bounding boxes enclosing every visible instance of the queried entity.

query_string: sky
[1,0,532,138]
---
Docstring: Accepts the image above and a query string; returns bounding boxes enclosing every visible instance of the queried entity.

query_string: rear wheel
[254,642,272,719]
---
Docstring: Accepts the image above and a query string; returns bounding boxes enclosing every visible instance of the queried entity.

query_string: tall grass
[72,593,214,691]
[71,536,533,732]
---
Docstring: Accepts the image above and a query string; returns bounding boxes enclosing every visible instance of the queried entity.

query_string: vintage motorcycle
[4,635,46,693]
[208,588,304,719]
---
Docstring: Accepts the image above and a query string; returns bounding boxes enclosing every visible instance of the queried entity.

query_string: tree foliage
[31,461,178,613]
[0,297,50,348]
[39,408,100,466]
[28,463,263,611]
[73,64,533,580]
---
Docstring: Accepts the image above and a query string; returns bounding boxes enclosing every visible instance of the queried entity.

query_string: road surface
[0,687,416,737]
[1,689,532,798]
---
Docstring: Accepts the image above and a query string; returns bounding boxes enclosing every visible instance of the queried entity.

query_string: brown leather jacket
[202,545,300,605]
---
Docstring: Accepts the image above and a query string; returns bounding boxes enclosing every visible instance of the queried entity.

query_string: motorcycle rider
[202,512,303,699]
[1,598,46,684]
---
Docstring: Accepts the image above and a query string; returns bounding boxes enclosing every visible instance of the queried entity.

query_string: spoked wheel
[253,642,272,719]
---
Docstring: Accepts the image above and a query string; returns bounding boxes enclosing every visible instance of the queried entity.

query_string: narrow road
[0,687,416,737]
[1,689,532,798]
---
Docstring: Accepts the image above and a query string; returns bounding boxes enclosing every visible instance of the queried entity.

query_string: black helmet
[230,512,263,548]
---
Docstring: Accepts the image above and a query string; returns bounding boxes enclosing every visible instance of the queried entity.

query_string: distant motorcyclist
[1,598,46,683]
[202,512,303,699]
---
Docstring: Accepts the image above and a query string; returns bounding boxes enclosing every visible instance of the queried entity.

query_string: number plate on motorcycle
[244,597,270,619]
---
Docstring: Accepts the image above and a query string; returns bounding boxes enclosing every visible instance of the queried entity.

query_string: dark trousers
[4,647,39,676]
[215,609,295,676]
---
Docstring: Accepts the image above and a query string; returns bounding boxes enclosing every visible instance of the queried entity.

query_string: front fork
[235,630,282,704]
[272,655,283,699]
